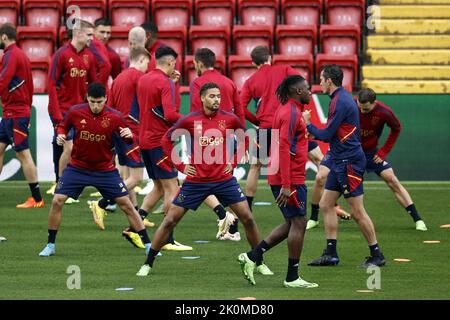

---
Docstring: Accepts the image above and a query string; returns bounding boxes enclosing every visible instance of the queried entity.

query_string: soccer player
[136,46,191,251]
[136,82,270,277]
[141,21,165,72]
[47,20,97,201]
[240,46,300,210]
[190,47,245,240]
[88,47,153,231]
[94,18,122,79]
[0,23,44,208]
[38,83,152,257]
[88,25,111,86]
[238,75,318,287]
[357,88,427,230]
[304,64,386,268]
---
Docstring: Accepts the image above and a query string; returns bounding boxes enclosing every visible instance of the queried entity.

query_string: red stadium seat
[320,24,360,55]
[281,0,322,26]
[195,0,235,26]
[17,27,56,62]
[31,59,50,93]
[316,53,358,91]
[108,26,130,62]
[233,25,273,56]
[189,25,230,57]
[0,0,20,25]
[66,0,107,25]
[228,55,256,90]
[158,26,187,57]
[23,0,63,30]
[184,54,226,84]
[276,25,316,56]
[272,54,314,83]
[110,0,149,27]
[152,0,192,28]
[238,0,278,26]
[325,0,365,26]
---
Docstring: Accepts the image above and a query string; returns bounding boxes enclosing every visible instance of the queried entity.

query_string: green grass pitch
[0,180,449,300]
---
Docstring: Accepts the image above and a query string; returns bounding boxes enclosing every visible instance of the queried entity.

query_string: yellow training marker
[356,290,374,293]
[440,224,450,228]
[423,240,441,244]
[394,258,411,262]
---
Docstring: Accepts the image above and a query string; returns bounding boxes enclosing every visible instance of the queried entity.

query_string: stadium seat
[281,0,322,26]
[17,27,56,62]
[0,0,20,25]
[158,26,187,57]
[109,0,149,27]
[31,59,50,93]
[152,0,192,28]
[238,0,278,26]
[233,25,273,56]
[326,0,365,26]
[66,0,107,25]
[189,25,230,57]
[23,0,63,30]
[184,54,226,84]
[195,0,235,26]
[272,54,314,83]
[316,53,358,91]
[108,26,130,62]
[276,25,317,56]
[228,55,256,90]
[320,24,360,55]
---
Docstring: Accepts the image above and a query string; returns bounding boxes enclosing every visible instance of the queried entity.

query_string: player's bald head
[128,27,146,49]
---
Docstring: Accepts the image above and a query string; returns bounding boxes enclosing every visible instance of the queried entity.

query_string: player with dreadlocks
[238,75,318,288]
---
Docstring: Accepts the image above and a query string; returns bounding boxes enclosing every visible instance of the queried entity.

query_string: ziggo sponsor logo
[80,130,106,142]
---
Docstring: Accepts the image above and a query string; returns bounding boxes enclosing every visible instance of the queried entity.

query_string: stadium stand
[12,0,449,93]
[363,0,450,93]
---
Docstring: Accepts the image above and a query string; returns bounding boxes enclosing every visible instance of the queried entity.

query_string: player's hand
[239,151,250,164]
[119,127,133,139]
[276,188,291,207]
[302,110,311,125]
[56,134,66,146]
[170,70,181,83]
[373,154,383,164]
[183,164,197,177]
[224,164,233,174]
[306,131,315,139]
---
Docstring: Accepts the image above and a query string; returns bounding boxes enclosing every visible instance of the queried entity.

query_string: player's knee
[319,199,334,212]
[162,214,178,229]
[315,172,327,187]
[51,196,65,208]
[240,213,255,229]
[386,174,401,190]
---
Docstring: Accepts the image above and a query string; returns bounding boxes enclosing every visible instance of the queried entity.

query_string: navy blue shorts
[55,165,129,200]
[320,151,333,169]
[270,184,307,218]
[172,177,246,211]
[0,117,30,152]
[325,157,366,198]
[365,150,392,176]
[141,147,178,180]
[112,133,144,168]
[252,128,272,161]
[308,140,319,152]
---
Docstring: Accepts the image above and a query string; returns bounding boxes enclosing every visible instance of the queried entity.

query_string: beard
[0,41,5,50]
